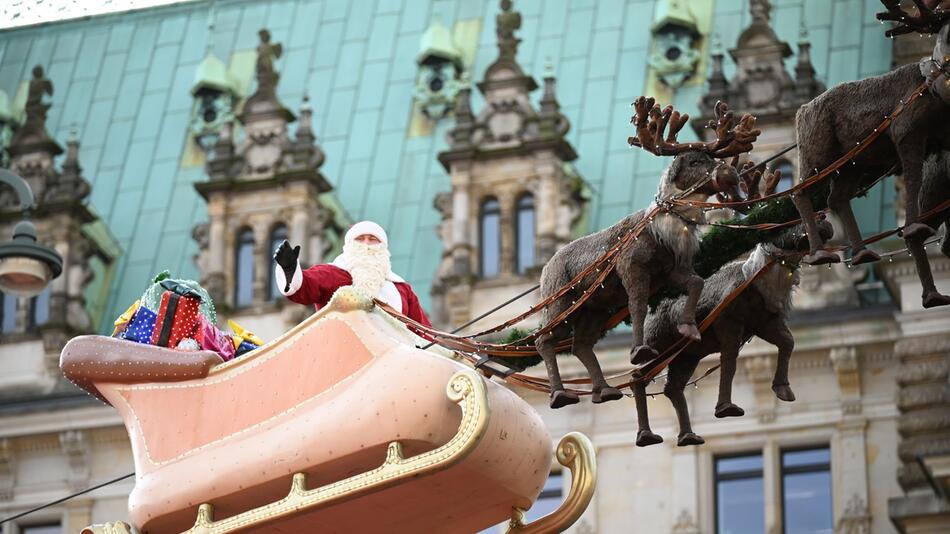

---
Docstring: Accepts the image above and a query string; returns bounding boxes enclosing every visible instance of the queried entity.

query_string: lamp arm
[0,168,35,211]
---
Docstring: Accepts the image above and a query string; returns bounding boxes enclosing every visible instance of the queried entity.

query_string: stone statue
[22,65,53,132]
[255,29,283,95]
[496,0,521,59]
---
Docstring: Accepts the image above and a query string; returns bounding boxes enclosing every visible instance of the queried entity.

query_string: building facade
[0,0,948,533]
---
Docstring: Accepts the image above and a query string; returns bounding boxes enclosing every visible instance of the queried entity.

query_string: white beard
[345,241,390,295]
[337,242,404,312]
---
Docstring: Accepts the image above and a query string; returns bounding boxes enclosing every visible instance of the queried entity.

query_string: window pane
[1,293,16,333]
[717,478,765,534]
[783,471,832,534]
[23,525,61,534]
[481,200,500,278]
[32,286,50,327]
[516,195,535,274]
[783,448,830,469]
[235,230,255,307]
[716,455,763,475]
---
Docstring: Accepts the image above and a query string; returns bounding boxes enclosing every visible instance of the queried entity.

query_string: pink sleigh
[62,287,595,534]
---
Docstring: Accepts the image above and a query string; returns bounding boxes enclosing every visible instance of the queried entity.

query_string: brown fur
[534,151,737,408]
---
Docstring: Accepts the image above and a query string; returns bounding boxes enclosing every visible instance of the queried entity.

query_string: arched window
[515,193,536,274]
[1,293,17,334]
[773,159,795,193]
[479,198,501,278]
[30,287,50,329]
[234,228,255,307]
[267,224,289,301]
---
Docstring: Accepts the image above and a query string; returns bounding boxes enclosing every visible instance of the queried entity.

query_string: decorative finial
[710,32,722,55]
[206,1,216,54]
[798,5,809,43]
[67,123,79,143]
[543,56,554,78]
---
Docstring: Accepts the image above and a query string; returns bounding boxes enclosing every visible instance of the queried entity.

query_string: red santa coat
[285,264,432,327]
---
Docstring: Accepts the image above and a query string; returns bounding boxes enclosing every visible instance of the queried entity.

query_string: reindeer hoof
[715,402,745,418]
[549,389,580,409]
[630,345,659,365]
[592,386,624,404]
[923,291,950,308]
[850,249,880,265]
[772,383,796,402]
[677,323,701,342]
[677,432,705,446]
[803,250,840,265]
[903,222,936,241]
[636,430,664,447]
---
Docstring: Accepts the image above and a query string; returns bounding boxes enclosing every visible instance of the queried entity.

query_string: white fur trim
[345,220,388,246]
[377,281,404,313]
[275,261,303,296]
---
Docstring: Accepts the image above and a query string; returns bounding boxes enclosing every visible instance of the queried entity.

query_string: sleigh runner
[63,287,595,534]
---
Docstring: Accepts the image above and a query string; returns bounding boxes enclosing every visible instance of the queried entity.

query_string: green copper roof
[0,0,897,333]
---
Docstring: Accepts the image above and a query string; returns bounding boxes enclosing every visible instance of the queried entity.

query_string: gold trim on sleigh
[83,372,596,534]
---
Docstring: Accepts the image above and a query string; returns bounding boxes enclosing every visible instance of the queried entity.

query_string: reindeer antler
[627,96,708,156]
[628,96,761,159]
[704,101,761,158]
[877,0,950,38]
[716,161,782,211]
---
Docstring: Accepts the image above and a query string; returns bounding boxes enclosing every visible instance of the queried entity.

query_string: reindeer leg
[754,317,797,402]
[536,324,578,409]
[632,369,663,447]
[573,311,622,404]
[620,264,658,364]
[664,356,705,446]
[667,268,703,342]
[714,322,745,418]
[899,141,936,241]
[907,236,950,308]
[829,177,879,265]
[793,191,839,265]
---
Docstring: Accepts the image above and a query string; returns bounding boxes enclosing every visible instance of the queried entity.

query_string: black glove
[273,240,300,292]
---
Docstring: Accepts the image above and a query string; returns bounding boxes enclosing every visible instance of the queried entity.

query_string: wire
[420,284,541,350]
[0,472,135,525]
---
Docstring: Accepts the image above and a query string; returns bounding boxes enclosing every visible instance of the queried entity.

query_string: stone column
[252,220,270,303]
[888,335,950,533]
[450,165,472,277]
[669,447,700,534]
[535,155,559,263]
[833,420,871,533]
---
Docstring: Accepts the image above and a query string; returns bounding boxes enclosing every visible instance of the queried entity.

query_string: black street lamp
[0,168,63,297]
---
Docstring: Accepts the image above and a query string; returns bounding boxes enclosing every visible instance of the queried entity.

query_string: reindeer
[632,220,833,447]
[535,97,760,409]
[790,0,950,308]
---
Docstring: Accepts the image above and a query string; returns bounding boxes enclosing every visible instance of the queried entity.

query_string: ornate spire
[794,14,822,100]
[495,0,522,61]
[702,33,729,112]
[291,94,326,170]
[45,126,90,202]
[538,59,569,138]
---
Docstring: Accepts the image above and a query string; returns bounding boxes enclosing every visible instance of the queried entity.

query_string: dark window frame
[29,286,51,331]
[714,451,765,534]
[772,158,795,193]
[266,223,289,302]
[514,193,536,274]
[779,445,832,534]
[234,227,256,307]
[479,197,502,278]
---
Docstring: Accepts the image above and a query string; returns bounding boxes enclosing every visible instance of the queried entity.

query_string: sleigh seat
[63,287,594,534]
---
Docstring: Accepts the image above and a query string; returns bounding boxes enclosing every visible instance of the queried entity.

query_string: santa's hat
[345,220,388,246]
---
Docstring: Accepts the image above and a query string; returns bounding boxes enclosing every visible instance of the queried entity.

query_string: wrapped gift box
[123,307,158,344]
[151,281,202,349]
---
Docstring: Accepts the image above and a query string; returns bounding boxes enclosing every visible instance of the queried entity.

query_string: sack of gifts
[228,319,264,357]
[150,280,203,349]
[196,316,236,361]
[122,305,158,344]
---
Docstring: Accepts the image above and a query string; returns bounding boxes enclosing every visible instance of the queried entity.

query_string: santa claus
[273,221,431,326]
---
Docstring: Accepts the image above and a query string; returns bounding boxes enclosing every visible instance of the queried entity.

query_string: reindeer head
[878,1,950,102]
[628,97,760,200]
